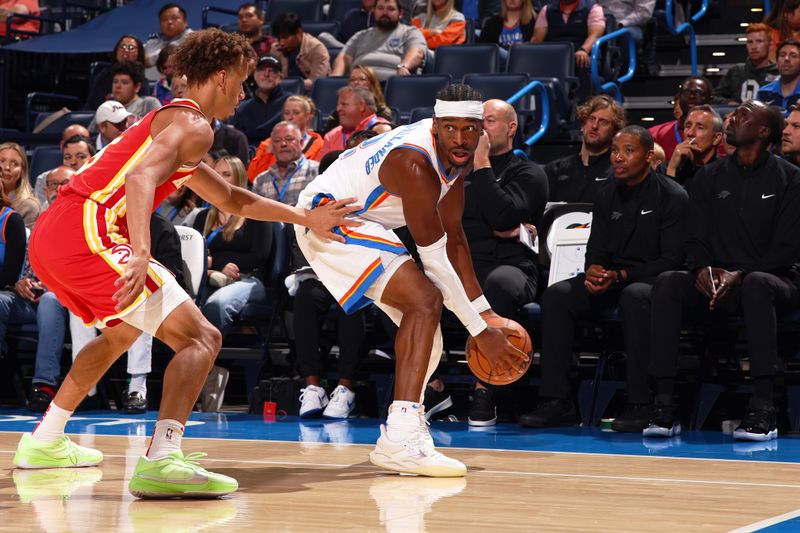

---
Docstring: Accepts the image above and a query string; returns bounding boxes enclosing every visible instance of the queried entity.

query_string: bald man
[33,124,92,205]
[425,99,549,426]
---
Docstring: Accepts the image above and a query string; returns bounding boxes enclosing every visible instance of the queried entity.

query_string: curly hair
[576,95,626,131]
[172,28,257,87]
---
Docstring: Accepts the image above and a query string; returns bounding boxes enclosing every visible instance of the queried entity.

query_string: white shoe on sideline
[299,385,328,418]
[323,385,355,419]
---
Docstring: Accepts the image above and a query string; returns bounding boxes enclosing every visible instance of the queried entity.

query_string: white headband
[433,99,484,120]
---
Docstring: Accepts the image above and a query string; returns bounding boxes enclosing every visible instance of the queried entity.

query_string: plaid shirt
[253,157,320,206]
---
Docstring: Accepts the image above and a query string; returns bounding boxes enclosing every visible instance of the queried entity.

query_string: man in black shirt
[422,99,548,425]
[647,101,800,441]
[664,105,723,189]
[545,95,624,204]
[519,126,689,429]
[781,104,800,166]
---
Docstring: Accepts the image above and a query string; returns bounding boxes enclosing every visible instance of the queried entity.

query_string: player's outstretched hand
[113,253,149,312]
[305,197,363,243]
[473,325,530,377]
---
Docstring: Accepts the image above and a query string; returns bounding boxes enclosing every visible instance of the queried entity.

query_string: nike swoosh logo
[762,194,775,199]
[137,472,209,485]
[640,210,653,215]
[595,177,608,181]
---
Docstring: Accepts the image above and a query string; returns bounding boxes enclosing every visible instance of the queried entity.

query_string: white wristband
[471,295,491,314]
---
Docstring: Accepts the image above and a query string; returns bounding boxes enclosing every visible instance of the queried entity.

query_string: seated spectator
[85,35,150,111]
[194,155,272,337]
[323,65,393,134]
[229,55,288,136]
[318,0,376,49]
[237,2,273,58]
[253,121,320,203]
[757,39,800,112]
[782,103,800,166]
[764,0,800,60]
[545,95,624,203]
[455,100,548,427]
[0,142,39,227]
[665,105,723,189]
[598,0,656,69]
[157,185,200,227]
[646,101,799,442]
[271,12,331,92]
[649,75,713,161]
[532,0,605,102]
[320,86,392,157]
[152,44,177,104]
[171,74,187,99]
[412,0,466,51]
[143,3,192,82]
[519,126,688,430]
[651,142,666,168]
[32,123,91,203]
[713,23,778,104]
[346,128,379,147]
[331,0,427,81]
[0,0,39,39]
[477,0,536,63]
[94,100,134,151]
[90,62,161,131]
[248,95,324,182]
[61,135,94,173]
[210,119,249,166]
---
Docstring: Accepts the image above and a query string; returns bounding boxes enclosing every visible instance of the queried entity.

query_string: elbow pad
[417,235,487,337]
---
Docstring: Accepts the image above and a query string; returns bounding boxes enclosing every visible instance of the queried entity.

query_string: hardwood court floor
[2,431,800,532]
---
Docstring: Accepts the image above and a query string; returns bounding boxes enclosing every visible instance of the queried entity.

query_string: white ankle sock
[32,402,73,443]
[386,401,422,442]
[145,419,184,460]
[128,374,147,396]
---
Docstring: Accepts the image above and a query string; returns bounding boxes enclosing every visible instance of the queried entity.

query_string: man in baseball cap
[229,54,288,134]
[95,100,135,150]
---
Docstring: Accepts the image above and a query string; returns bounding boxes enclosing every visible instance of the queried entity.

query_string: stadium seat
[25,92,83,133]
[408,107,433,123]
[174,225,207,303]
[327,0,362,22]
[384,74,451,124]
[32,110,94,134]
[310,76,349,116]
[28,145,63,186]
[461,73,529,104]
[506,43,577,125]
[280,77,305,95]
[433,44,499,80]
[303,20,339,37]
[266,0,322,22]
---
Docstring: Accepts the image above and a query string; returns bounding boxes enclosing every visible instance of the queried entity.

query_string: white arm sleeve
[416,234,488,337]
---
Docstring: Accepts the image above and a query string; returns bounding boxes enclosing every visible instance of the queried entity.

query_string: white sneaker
[369,424,466,477]
[299,385,328,418]
[323,385,356,419]
[199,366,229,413]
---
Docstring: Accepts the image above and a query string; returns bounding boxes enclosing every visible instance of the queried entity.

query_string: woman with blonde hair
[323,65,394,133]
[0,142,40,227]
[247,95,325,182]
[193,155,273,336]
[412,0,466,49]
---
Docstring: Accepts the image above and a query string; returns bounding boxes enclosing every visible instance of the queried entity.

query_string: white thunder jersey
[295,118,465,313]
[296,119,462,228]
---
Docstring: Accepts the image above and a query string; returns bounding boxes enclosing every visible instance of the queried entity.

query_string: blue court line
[1,409,798,463]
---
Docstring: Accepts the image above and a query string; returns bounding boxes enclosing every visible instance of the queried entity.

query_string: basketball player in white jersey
[296,84,530,476]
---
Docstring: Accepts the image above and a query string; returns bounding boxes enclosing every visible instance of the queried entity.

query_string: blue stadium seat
[408,107,433,123]
[310,76,349,116]
[26,92,83,133]
[461,73,529,104]
[327,0,362,22]
[506,42,577,125]
[384,74,451,124]
[433,44,499,80]
[29,145,63,186]
[33,110,94,134]
[303,20,339,37]
[280,77,305,95]
[266,0,322,22]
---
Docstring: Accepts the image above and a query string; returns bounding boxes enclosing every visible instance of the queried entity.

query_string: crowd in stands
[5,0,800,443]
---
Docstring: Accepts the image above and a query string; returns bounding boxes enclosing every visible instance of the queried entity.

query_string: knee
[542,279,572,309]
[197,324,222,369]
[410,286,443,320]
[741,272,775,304]
[619,283,652,311]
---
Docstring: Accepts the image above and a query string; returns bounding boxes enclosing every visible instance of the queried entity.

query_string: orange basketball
[466,317,532,385]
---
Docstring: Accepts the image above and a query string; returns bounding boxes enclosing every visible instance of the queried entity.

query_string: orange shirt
[247,130,324,182]
[0,0,40,37]
[411,16,466,49]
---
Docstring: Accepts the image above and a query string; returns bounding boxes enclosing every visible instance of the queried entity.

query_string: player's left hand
[113,253,149,312]
[305,197,363,243]
[709,269,743,310]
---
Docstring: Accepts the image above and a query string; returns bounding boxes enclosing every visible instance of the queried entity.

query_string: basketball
[465,317,532,385]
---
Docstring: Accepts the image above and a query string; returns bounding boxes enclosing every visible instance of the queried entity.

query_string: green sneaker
[13,433,103,469]
[128,451,238,499]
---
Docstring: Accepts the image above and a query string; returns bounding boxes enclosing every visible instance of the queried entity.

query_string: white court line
[728,508,800,532]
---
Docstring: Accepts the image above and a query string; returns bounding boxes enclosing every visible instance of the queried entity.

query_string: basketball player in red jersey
[12,29,359,499]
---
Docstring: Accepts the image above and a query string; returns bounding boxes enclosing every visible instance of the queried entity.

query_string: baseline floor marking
[729,508,800,532]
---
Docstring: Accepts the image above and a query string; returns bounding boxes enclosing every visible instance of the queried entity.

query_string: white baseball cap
[96,100,134,124]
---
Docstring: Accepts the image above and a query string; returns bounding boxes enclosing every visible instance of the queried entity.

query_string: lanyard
[156,204,179,221]
[272,156,307,202]
[342,116,380,147]
[206,225,223,246]
[674,120,682,144]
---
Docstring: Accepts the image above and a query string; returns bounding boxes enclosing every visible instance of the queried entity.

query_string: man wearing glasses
[648,75,713,161]
[757,39,800,114]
